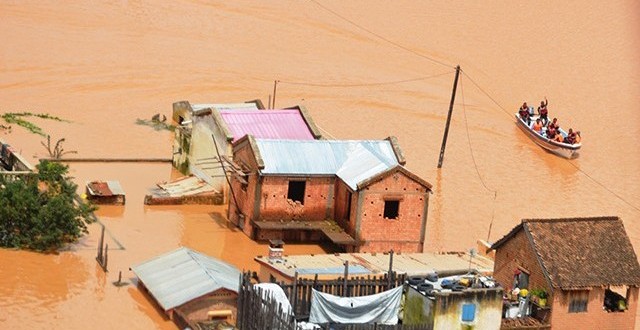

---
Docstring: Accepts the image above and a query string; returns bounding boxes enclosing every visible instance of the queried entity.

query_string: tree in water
[0,160,95,252]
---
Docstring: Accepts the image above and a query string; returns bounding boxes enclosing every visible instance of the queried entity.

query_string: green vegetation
[41,135,77,159]
[135,118,175,132]
[0,160,96,252]
[1,112,70,136]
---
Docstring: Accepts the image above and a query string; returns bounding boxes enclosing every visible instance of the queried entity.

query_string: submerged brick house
[132,247,241,329]
[491,216,640,330]
[228,135,432,253]
[172,101,321,203]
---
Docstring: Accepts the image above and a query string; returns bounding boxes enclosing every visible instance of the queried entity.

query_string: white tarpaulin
[254,283,293,315]
[308,286,403,324]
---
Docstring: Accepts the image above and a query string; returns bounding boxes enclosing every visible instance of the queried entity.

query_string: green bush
[0,160,96,252]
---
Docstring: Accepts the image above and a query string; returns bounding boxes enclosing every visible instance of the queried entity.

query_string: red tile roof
[492,216,640,289]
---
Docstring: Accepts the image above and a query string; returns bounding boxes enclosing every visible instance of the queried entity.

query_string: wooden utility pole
[272,80,279,109]
[387,250,394,289]
[437,65,461,168]
[343,261,349,296]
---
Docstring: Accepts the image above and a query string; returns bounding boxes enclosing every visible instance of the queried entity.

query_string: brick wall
[356,169,429,253]
[493,229,551,295]
[550,287,638,330]
[258,176,334,222]
[494,229,639,329]
[175,289,238,326]
[229,139,261,237]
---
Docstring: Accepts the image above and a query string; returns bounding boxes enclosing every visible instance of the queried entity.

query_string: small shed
[131,247,241,328]
[86,181,125,205]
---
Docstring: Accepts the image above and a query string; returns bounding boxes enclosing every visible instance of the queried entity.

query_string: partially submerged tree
[41,135,77,159]
[0,160,95,252]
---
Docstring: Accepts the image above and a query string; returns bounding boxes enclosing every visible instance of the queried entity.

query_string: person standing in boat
[519,102,531,125]
[538,98,549,125]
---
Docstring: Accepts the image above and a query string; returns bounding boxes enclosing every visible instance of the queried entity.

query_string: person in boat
[519,102,531,124]
[548,118,559,130]
[574,131,582,144]
[532,119,544,134]
[554,131,564,143]
[564,128,577,144]
[546,126,557,139]
[538,98,549,125]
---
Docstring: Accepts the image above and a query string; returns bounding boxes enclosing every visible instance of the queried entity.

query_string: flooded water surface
[1,1,639,328]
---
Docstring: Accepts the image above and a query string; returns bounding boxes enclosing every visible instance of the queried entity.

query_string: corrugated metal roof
[106,181,125,196]
[192,103,258,112]
[255,139,398,190]
[255,252,495,278]
[220,109,315,142]
[131,247,240,311]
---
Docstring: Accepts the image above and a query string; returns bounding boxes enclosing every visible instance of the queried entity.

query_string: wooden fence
[236,273,434,330]
[278,272,407,320]
[237,275,296,330]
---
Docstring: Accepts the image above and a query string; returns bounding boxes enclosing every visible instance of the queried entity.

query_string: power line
[277,70,454,88]
[565,159,640,214]
[308,0,456,70]
[460,69,513,120]
[459,76,494,194]
[460,76,499,241]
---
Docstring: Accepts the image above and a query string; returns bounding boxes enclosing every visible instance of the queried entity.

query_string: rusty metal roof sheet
[131,247,240,311]
[220,109,315,142]
[255,139,398,190]
[86,181,124,196]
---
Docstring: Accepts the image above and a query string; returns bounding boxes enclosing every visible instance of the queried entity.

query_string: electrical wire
[276,70,454,88]
[308,0,456,70]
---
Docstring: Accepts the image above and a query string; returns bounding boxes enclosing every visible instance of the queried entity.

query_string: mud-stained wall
[404,286,502,330]
[404,286,435,328]
[357,169,429,253]
[433,288,503,330]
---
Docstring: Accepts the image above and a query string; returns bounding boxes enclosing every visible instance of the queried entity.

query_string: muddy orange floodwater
[1,1,639,329]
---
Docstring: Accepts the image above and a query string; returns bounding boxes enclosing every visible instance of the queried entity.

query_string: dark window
[383,200,399,219]
[287,181,306,205]
[604,288,628,312]
[461,303,476,322]
[568,291,589,313]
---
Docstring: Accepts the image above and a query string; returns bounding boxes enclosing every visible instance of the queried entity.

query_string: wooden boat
[515,110,581,159]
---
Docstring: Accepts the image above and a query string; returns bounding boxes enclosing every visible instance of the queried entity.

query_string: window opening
[568,291,589,313]
[383,200,399,219]
[287,181,306,205]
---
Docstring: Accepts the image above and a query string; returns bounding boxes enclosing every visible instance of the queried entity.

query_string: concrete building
[171,101,321,203]
[404,284,503,330]
[491,216,640,330]
[228,136,432,253]
[131,247,241,329]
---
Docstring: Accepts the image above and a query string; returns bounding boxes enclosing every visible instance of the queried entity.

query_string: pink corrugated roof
[219,109,315,142]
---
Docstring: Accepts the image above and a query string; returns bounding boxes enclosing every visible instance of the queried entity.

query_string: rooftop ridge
[522,216,619,224]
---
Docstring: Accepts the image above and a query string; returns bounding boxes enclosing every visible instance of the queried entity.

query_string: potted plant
[538,290,548,307]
